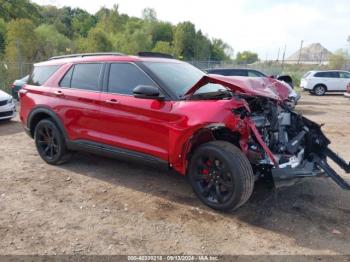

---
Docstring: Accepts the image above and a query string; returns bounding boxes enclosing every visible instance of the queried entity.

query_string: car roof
[311,70,350,73]
[35,54,183,66]
[207,68,253,71]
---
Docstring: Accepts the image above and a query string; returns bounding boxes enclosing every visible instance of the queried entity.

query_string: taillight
[347,83,350,93]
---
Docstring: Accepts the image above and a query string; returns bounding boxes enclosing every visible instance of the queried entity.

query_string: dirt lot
[0,93,350,255]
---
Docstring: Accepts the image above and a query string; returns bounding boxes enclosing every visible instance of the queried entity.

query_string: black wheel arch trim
[27,106,68,140]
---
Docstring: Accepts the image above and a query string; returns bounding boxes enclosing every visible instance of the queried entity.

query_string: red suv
[20,52,350,211]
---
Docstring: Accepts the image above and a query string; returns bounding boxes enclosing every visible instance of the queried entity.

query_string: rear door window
[28,65,60,86]
[70,63,103,91]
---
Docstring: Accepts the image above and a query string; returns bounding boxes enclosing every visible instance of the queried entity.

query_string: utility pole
[276,47,280,62]
[319,50,323,65]
[281,45,286,71]
[297,40,304,65]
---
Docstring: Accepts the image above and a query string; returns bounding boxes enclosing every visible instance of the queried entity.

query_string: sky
[32,0,350,59]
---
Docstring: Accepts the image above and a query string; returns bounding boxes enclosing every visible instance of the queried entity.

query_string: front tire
[188,141,254,211]
[34,119,71,165]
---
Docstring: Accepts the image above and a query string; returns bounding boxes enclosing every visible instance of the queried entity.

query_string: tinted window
[108,63,157,95]
[208,69,231,76]
[70,63,103,91]
[248,70,266,77]
[339,72,350,78]
[314,72,339,78]
[28,65,60,86]
[59,66,74,88]
[210,69,248,76]
[227,69,248,76]
[143,62,205,97]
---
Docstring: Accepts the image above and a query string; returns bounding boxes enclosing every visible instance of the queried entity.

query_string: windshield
[142,61,227,98]
[302,72,311,78]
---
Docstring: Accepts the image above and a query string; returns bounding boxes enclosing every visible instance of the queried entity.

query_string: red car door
[49,63,105,142]
[98,63,174,161]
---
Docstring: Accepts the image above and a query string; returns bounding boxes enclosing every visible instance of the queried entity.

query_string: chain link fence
[1,59,349,94]
[0,61,33,94]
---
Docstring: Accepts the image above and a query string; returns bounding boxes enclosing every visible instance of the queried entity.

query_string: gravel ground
[0,93,350,255]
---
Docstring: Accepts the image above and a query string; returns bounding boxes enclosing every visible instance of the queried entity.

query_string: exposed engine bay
[237,96,350,189]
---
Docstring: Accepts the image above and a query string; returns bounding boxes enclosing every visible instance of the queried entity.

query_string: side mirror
[133,85,164,100]
[269,75,276,79]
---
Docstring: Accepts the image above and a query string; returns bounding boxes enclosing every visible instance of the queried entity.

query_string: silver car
[0,90,16,120]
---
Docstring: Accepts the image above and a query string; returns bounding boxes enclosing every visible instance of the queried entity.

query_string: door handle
[54,90,64,96]
[105,99,119,104]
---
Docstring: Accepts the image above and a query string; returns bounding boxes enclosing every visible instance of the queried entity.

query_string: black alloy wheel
[188,141,254,211]
[34,119,71,165]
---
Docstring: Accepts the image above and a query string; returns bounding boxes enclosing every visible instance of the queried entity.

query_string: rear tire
[313,85,326,96]
[34,119,71,165]
[188,141,254,211]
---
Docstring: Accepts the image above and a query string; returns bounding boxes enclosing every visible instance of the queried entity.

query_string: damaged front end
[185,75,350,189]
[236,96,350,189]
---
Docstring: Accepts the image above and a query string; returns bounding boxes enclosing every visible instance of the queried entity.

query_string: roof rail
[137,52,174,59]
[49,52,125,60]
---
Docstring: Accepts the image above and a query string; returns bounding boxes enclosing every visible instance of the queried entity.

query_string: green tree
[0,0,41,22]
[71,10,96,37]
[34,24,71,60]
[95,5,125,35]
[5,19,37,62]
[194,30,211,60]
[329,49,349,70]
[152,41,172,54]
[173,22,196,59]
[4,19,38,80]
[85,27,113,52]
[113,18,152,54]
[210,39,231,61]
[236,51,258,64]
[142,8,157,22]
[151,21,173,45]
[0,18,6,55]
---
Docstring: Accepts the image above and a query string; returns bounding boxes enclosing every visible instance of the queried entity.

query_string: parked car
[300,70,350,96]
[206,68,300,105]
[345,83,350,97]
[11,75,29,100]
[19,52,350,211]
[0,90,16,120]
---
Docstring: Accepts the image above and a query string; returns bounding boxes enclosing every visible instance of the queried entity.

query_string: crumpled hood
[184,74,290,100]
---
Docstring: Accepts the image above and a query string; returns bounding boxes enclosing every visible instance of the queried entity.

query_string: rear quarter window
[28,65,61,86]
